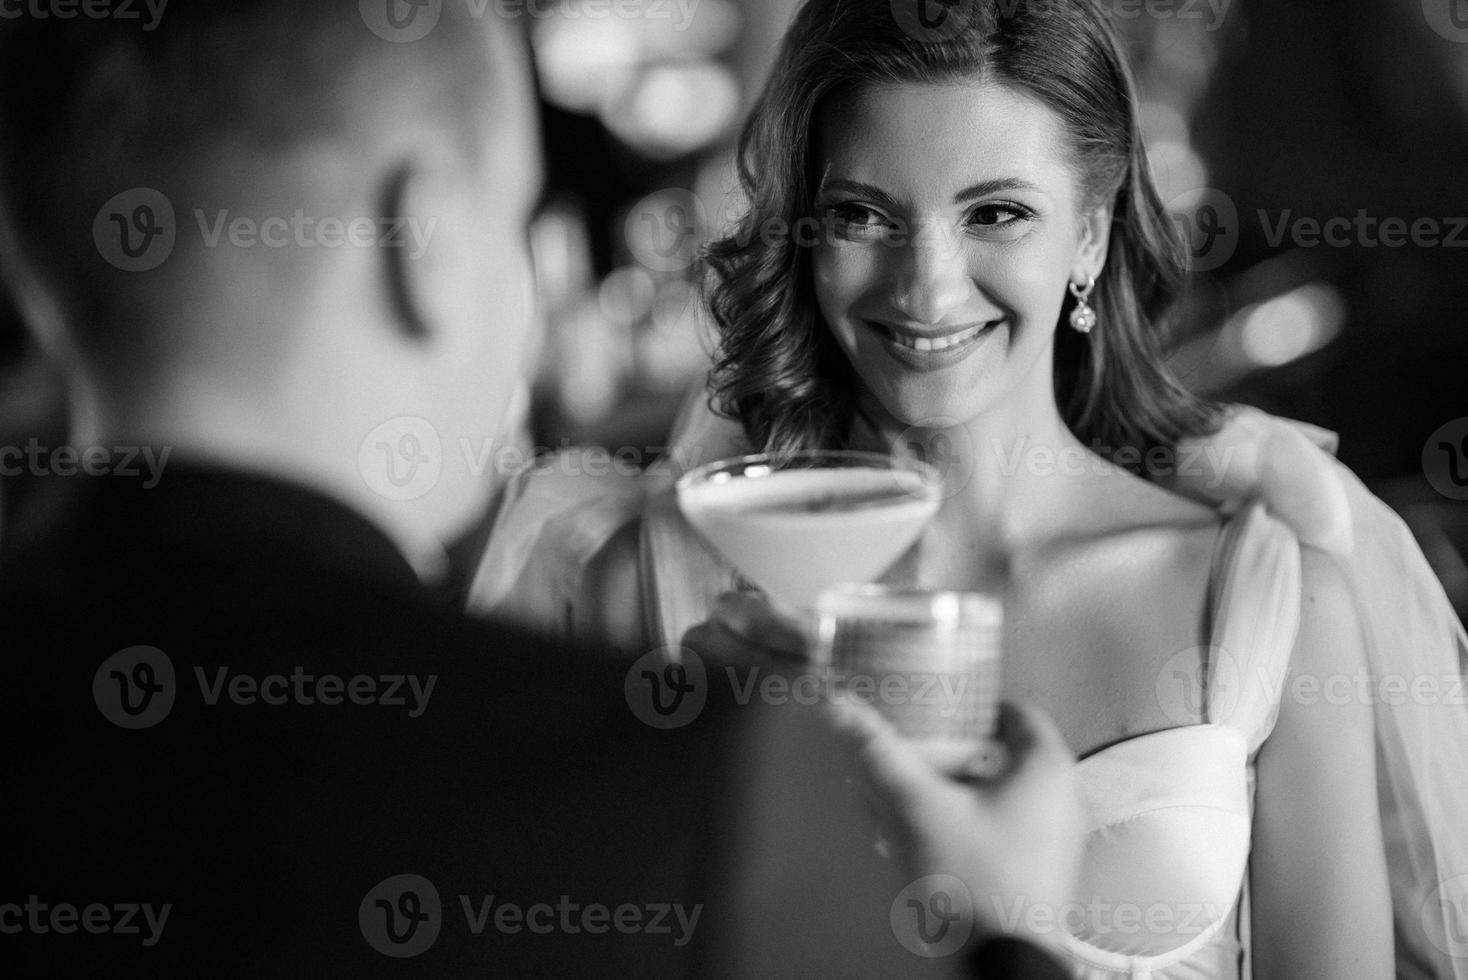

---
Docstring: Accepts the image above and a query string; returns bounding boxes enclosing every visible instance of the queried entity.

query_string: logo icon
[93,646,177,730]
[359,0,442,43]
[358,417,443,502]
[624,647,708,730]
[93,188,176,273]
[890,875,974,958]
[894,416,975,501]
[1155,644,1240,727]
[1166,187,1239,273]
[1423,0,1468,42]
[889,0,979,43]
[359,874,442,958]
[626,189,707,274]
[1424,418,1468,501]
[1421,874,1468,958]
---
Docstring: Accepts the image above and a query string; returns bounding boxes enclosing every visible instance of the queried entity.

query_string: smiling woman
[704,0,1216,461]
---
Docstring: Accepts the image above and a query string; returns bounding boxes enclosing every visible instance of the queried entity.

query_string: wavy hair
[702,0,1220,462]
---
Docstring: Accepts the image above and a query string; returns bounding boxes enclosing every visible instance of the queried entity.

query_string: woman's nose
[888,222,972,325]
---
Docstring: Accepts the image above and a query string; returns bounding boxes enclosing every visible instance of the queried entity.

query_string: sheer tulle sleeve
[1328,463,1468,978]
[465,387,748,647]
[465,454,655,643]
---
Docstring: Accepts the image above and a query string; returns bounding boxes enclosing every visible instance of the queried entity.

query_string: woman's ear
[1072,203,1114,284]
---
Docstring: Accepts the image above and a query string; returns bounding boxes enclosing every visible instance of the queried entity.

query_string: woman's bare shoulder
[1044,458,1224,560]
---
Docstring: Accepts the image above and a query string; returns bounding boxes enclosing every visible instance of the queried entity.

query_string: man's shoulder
[2,561,748,976]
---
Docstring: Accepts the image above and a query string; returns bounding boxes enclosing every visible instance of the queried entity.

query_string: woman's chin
[862,384,997,436]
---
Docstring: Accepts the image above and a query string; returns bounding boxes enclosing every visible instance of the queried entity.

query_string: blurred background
[1,0,1465,618]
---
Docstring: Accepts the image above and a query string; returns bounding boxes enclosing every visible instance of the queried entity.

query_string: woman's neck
[852,376,1093,559]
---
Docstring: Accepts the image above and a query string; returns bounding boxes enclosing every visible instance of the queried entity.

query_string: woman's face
[811,80,1110,430]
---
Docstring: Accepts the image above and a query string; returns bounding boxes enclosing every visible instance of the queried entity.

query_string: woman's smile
[865,317,1008,372]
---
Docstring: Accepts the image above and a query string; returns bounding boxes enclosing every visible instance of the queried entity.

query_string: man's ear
[1072,203,1114,284]
[378,161,430,341]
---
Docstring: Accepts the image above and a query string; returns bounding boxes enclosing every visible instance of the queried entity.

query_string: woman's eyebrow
[953,177,1044,202]
[818,176,1044,206]
[816,178,904,211]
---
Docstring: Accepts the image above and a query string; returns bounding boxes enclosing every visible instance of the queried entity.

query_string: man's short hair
[0,1,507,344]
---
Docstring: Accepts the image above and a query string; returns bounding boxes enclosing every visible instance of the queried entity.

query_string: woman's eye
[967,202,1035,231]
[829,203,893,238]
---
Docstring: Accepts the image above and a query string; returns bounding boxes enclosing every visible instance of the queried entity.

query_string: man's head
[0,2,544,557]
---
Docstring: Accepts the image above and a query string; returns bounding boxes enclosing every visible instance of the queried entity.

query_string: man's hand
[831,699,1083,949]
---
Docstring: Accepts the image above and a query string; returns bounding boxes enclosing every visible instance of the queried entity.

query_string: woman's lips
[866,318,1005,371]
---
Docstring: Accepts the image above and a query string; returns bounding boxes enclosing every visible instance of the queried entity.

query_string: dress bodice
[1054,502,1301,979]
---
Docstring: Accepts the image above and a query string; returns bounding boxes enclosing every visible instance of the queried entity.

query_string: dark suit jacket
[0,465,1065,978]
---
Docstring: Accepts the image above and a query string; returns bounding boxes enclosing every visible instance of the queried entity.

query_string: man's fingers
[827,699,944,804]
[992,701,1074,776]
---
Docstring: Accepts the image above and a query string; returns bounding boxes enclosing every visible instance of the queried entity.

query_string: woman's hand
[679,591,808,667]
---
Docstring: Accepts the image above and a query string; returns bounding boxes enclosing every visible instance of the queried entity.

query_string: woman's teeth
[886,321,991,352]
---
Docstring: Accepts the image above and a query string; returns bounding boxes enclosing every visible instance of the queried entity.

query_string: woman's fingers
[679,592,809,665]
[708,592,808,659]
